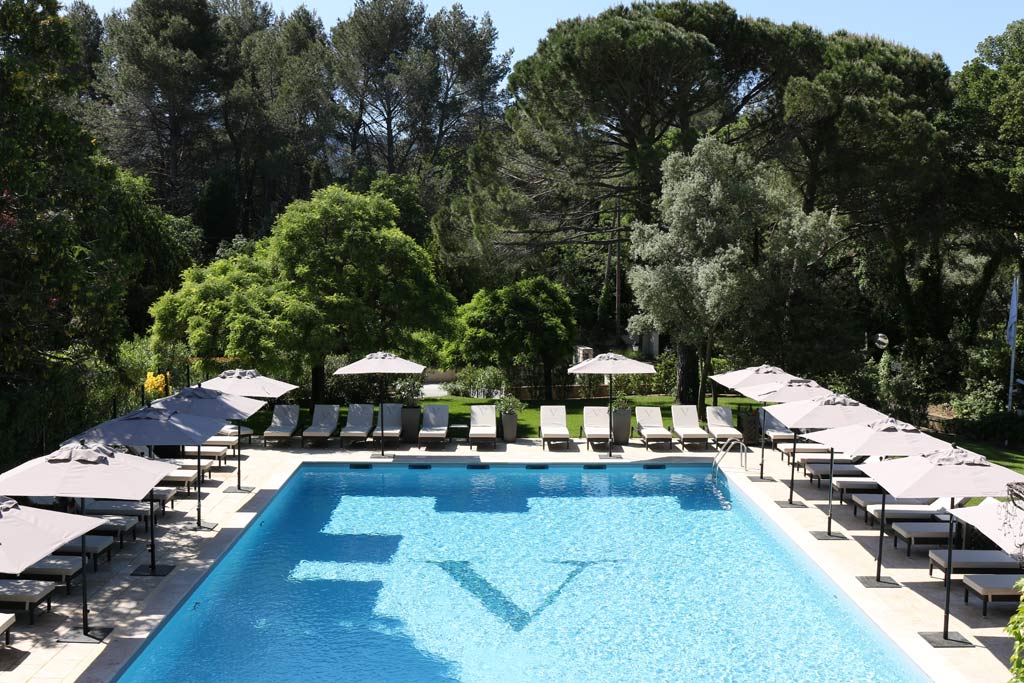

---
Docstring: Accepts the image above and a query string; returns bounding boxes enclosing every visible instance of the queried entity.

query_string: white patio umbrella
[737,378,832,481]
[710,364,801,390]
[950,501,1023,557]
[802,417,947,536]
[568,353,655,459]
[152,386,266,493]
[858,448,1024,644]
[68,406,227,531]
[0,444,175,642]
[199,368,298,399]
[0,497,103,643]
[766,393,886,506]
[334,352,426,457]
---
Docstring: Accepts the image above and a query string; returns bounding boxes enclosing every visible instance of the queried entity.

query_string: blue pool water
[117,464,929,683]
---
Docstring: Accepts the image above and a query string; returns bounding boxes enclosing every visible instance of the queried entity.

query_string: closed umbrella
[803,418,946,536]
[334,353,426,458]
[568,353,655,459]
[199,368,298,399]
[0,444,175,642]
[737,378,832,481]
[710,364,801,390]
[858,448,1024,645]
[153,387,266,494]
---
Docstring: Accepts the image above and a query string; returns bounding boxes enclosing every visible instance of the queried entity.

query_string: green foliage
[451,276,576,400]
[952,378,1005,422]
[876,351,931,424]
[1007,579,1024,682]
[441,366,507,398]
[494,394,525,416]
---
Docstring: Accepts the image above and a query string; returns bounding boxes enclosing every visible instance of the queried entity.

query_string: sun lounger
[581,406,611,450]
[849,493,931,518]
[766,429,794,445]
[263,404,300,445]
[831,476,881,502]
[777,442,832,463]
[160,468,198,493]
[83,499,155,529]
[804,462,865,486]
[796,452,857,468]
[706,407,742,445]
[890,522,952,556]
[0,580,53,624]
[469,405,497,449]
[865,498,959,526]
[340,404,374,446]
[372,403,402,445]
[670,405,710,449]
[302,404,340,446]
[163,457,215,476]
[634,407,672,450]
[151,487,177,512]
[540,406,571,450]
[6,555,83,595]
[219,423,253,443]
[181,445,230,466]
[929,549,1022,576]
[418,404,450,447]
[0,612,12,644]
[963,574,1024,616]
[54,535,114,572]
[92,514,139,548]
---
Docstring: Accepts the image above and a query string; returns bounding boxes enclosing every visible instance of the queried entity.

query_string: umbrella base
[194,522,218,532]
[223,486,253,494]
[856,575,901,588]
[810,530,849,541]
[131,563,174,577]
[747,476,775,482]
[919,631,973,648]
[59,626,113,644]
[775,500,806,508]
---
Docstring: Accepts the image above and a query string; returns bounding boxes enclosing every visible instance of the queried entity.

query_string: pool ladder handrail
[711,439,748,483]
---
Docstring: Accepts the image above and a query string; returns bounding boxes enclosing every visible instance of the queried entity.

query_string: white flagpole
[1009,272,1019,412]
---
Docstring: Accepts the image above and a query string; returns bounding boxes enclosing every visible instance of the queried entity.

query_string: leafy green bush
[442,365,507,398]
[576,373,603,399]
[495,394,526,415]
[1008,581,1024,682]
[877,351,930,423]
[951,378,1004,421]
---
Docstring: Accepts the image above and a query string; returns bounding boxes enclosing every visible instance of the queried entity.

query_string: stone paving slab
[0,436,1011,682]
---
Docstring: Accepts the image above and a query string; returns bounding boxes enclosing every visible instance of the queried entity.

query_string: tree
[628,138,843,415]
[91,0,220,215]
[151,186,455,400]
[452,276,575,400]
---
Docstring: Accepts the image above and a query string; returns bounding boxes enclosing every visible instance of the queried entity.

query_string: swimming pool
[116,464,929,682]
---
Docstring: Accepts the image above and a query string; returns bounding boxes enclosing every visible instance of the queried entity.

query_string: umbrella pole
[380,375,385,458]
[759,405,766,479]
[826,447,835,536]
[57,499,113,643]
[943,497,955,639]
[195,444,202,529]
[236,422,243,490]
[875,492,887,582]
[149,491,157,572]
[787,431,798,504]
[80,510,89,635]
[608,375,614,460]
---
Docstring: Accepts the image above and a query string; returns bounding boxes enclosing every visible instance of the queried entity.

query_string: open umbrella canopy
[740,378,832,402]
[710,364,801,390]
[152,386,266,421]
[951,501,1023,557]
[858,447,1024,498]
[763,394,886,430]
[0,497,103,575]
[69,406,227,447]
[803,417,947,456]
[0,442,177,500]
[567,352,655,375]
[199,369,298,399]
[334,352,425,375]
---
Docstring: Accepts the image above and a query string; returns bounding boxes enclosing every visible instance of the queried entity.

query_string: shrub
[495,394,526,415]
[951,378,1004,421]
[442,365,507,398]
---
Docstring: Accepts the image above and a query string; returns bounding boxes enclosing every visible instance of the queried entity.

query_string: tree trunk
[311,360,326,404]
[543,363,553,401]
[674,342,699,405]
[695,339,712,421]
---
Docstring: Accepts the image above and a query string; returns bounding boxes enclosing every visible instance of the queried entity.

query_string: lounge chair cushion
[470,405,497,439]
[963,574,1024,597]
[930,549,1019,572]
[540,406,570,440]
[304,404,339,438]
[0,580,55,604]
[373,404,403,439]
[264,405,300,438]
[55,535,113,557]
[24,555,82,578]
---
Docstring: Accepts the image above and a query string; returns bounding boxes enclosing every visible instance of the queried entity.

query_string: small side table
[448,424,470,444]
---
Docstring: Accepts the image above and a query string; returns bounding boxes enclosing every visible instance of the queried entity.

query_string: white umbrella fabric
[152,387,266,493]
[568,353,655,459]
[70,406,227,447]
[801,417,945,536]
[199,369,298,399]
[0,498,103,642]
[334,353,426,457]
[858,447,1024,644]
[950,501,1023,557]
[710,364,801,390]
[0,444,176,642]
[765,393,885,505]
[739,378,832,481]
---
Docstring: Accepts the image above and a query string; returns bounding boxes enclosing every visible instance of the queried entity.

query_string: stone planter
[400,405,421,443]
[501,413,518,442]
[612,408,632,444]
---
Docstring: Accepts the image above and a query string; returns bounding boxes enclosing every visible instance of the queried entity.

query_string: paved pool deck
[0,436,1012,683]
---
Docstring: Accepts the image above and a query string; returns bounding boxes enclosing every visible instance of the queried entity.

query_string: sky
[82,0,1024,72]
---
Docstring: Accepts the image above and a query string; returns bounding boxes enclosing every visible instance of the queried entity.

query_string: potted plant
[495,394,526,443]
[611,396,632,444]
[393,376,424,443]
